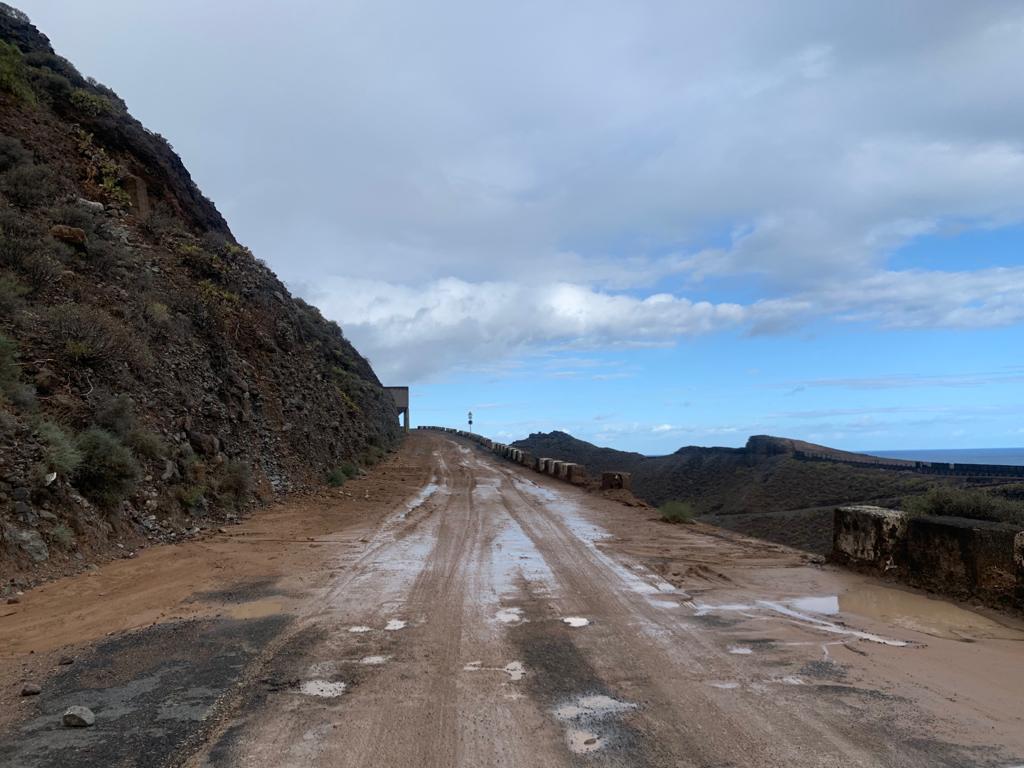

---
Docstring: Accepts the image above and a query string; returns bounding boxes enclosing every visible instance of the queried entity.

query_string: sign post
[468,411,473,431]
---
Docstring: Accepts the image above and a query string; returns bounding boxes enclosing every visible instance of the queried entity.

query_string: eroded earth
[2,432,1022,767]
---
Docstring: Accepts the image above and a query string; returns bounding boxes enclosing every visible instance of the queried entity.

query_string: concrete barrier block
[832,506,907,568]
[600,472,631,490]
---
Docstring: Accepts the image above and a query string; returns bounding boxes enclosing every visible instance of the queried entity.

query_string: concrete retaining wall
[832,505,1024,610]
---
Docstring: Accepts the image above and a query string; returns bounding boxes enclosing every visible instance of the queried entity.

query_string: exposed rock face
[62,706,95,727]
[0,5,402,583]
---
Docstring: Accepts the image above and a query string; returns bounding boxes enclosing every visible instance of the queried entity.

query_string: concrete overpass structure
[385,386,410,432]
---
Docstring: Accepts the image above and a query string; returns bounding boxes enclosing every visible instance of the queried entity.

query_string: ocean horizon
[869,447,1024,466]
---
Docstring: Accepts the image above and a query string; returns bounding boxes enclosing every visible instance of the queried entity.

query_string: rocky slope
[0,4,401,586]
[513,431,945,514]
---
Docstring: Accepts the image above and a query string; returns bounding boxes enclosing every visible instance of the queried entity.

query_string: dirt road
[2,432,1023,767]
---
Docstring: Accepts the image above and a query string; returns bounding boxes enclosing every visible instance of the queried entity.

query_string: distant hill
[514,431,935,513]
[513,431,953,553]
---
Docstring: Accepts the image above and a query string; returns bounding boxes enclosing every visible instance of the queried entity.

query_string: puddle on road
[728,645,753,655]
[384,619,407,631]
[552,694,638,755]
[360,655,389,665]
[348,625,373,633]
[757,585,1024,642]
[400,481,441,518]
[566,728,603,754]
[462,660,527,681]
[562,617,590,628]
[496,607,526,624]
[708,681,740,690]
[836,583,1024,641]
[300,680,347,698]
[503,661,526,681]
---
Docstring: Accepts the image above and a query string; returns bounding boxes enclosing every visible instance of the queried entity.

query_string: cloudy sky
[20,0,1024,453]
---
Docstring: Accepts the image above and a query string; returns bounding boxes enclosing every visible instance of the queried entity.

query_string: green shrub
[0,135,29,174]
[17,247,62,288]
[218,460,252,506]
[903,487,1024,527]
[48,304,150,369]
[1,164,56,208]
[49,523,75,549]
[145,301,171,326]
[176,484,206,512]
[126,428,164,460]
[0,332,33,408]
[37,420,82,475]
[69,88,113,116]
[0,40,36,104]
[94,394,163,459]
[73,427,140,506]
[326,467,348,487]
[51,202,98,233]
[0,272,26,315]
[659,500,695,524]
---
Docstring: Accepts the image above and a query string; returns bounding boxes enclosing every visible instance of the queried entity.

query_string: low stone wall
[832,505,1024,610]
[417,428,599,489]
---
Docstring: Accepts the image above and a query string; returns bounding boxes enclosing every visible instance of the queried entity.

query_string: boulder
[49,225,87,247]
[20,683,40,696]
[62,706,95,727]
[9,527,48,562]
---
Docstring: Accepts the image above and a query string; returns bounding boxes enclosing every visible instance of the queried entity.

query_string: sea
[870,448,1024,466]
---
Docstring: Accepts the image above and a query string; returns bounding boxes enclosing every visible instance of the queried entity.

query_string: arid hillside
[0,4,401,584]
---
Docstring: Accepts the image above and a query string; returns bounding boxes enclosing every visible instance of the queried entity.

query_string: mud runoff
[1,433,1022,767]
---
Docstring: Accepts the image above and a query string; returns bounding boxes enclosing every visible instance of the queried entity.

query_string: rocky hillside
[0,5,401,584]
[514,431,946,514]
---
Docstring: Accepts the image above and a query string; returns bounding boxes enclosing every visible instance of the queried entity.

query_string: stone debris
[20,683,40,696]
[62,706,95,727]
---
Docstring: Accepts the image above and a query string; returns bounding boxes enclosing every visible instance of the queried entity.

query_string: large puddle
[834,583,1024,641]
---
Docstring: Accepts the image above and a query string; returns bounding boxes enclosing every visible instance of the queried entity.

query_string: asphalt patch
[0,615,289,768]
[509,617,662,767]
[189,578,293,604]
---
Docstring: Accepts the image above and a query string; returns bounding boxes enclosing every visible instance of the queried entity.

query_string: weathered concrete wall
[832,505,906,569]
[832,506,1023,610]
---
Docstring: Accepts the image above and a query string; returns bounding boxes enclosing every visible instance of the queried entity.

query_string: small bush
[139,204,181,241]
[0,40,35,104]
[48,304,150,369]
[659,500,695,524]
[0,135,29,174]
[126,428,164,460]
[73,427,140,506]
[0,272,26,315]
[51,202,98,233]
[37,420,82,475]
[17,247,62,288]
[326,468,348,487]
[0,332,33,408]
[218,460,252,506]
[49,523,75,549]
[176,484,207,512]
[1,164,56,208]
[145,301,171,326]
[70,88,113,116]
[903,487,1024,527]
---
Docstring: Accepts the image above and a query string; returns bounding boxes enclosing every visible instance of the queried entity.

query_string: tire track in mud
[477,447,985,767]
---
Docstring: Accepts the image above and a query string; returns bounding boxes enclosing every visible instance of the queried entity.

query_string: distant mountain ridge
[512,430,936,515]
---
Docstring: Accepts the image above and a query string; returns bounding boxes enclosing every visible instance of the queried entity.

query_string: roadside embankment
[832,505,1024,611]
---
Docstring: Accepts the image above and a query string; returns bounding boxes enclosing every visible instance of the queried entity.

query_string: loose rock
[62,706,95,727]
[20,683,40,696]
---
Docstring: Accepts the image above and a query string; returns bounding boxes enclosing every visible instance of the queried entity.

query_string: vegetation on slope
[0,4,401,581]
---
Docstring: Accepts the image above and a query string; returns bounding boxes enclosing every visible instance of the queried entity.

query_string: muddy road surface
[2,432,1023,767]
